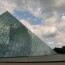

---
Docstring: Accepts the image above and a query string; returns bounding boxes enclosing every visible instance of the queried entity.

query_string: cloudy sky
[0,0,65,48]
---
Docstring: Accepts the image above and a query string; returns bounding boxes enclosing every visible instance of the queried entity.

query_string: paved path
[0,54,65,62]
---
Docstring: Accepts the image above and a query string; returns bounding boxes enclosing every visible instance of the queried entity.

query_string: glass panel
[0,11,56,57]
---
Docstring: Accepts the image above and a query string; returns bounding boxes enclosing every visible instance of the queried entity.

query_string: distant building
[54,46,65,54]
[0,11,56,57]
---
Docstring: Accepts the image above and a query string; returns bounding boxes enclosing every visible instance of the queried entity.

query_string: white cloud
[30,8,42,17]
[55,0,65,6]
[61,15,65,21]
[34,25,58,37]
[56,32,65,44]
[44,14,65,47]
[0,0,16,15]
[56,43,63,48]
[0,0,65,18]
[57,15,65,30]
[57,43,62,45]
[1,0,65,19]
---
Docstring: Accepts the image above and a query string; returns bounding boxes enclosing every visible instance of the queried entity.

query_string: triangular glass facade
[0,11,57,57]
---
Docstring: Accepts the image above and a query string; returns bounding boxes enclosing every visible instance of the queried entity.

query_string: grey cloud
[1,0,65,18]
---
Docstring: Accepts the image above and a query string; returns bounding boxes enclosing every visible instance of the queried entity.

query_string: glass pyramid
[0,11,57,57]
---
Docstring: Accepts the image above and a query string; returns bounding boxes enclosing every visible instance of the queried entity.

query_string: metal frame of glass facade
[0,11,57,57]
